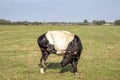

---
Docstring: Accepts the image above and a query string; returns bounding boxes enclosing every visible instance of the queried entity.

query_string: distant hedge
[114,20,120,25]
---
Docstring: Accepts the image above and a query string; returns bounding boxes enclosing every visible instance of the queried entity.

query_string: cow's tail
[37,33,47,49]
[37,36,42,49]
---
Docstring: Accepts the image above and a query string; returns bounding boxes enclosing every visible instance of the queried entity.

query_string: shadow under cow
[46,62,73,73]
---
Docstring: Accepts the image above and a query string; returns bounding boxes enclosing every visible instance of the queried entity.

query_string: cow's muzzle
[60,62,66,67]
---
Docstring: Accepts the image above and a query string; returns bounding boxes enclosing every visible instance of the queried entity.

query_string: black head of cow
[60,52,74,67]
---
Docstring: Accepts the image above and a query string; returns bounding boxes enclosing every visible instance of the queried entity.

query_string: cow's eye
[67,52,71,54]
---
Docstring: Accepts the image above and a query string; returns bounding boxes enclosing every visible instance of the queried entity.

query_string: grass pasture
[0,25,120,80]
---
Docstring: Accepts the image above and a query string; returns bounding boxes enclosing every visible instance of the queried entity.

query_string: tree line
[0,19,120,26]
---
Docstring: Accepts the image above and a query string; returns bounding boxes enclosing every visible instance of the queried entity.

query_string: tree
[0,19,11,25]
[93,20,106,25]
[99,20,106,25]
[84,19,88,23]
[82,19,89,25]
[114,20,120,25]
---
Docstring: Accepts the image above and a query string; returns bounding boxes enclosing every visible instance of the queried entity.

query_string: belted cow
[37,30,83,74]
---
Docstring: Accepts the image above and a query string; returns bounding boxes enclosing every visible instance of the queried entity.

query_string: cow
[37,30,83,75]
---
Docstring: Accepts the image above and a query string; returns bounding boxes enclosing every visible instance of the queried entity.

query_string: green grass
[0,25,120,80]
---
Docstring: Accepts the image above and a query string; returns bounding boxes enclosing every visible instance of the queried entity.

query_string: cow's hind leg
[39,49,50,74]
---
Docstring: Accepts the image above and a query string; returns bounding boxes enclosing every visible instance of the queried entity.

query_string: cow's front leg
[71,61,79,75]
[39,51,50,74]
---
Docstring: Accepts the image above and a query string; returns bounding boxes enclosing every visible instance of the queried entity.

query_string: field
[0,25,120,80]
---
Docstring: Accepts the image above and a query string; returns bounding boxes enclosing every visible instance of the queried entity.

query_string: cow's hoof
[75,72,79,75]
[40,68,45,74]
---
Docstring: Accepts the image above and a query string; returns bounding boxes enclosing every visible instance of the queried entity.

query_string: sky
[0,0,120,22]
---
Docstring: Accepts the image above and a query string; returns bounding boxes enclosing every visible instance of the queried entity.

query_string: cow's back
[46,30,74,51]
